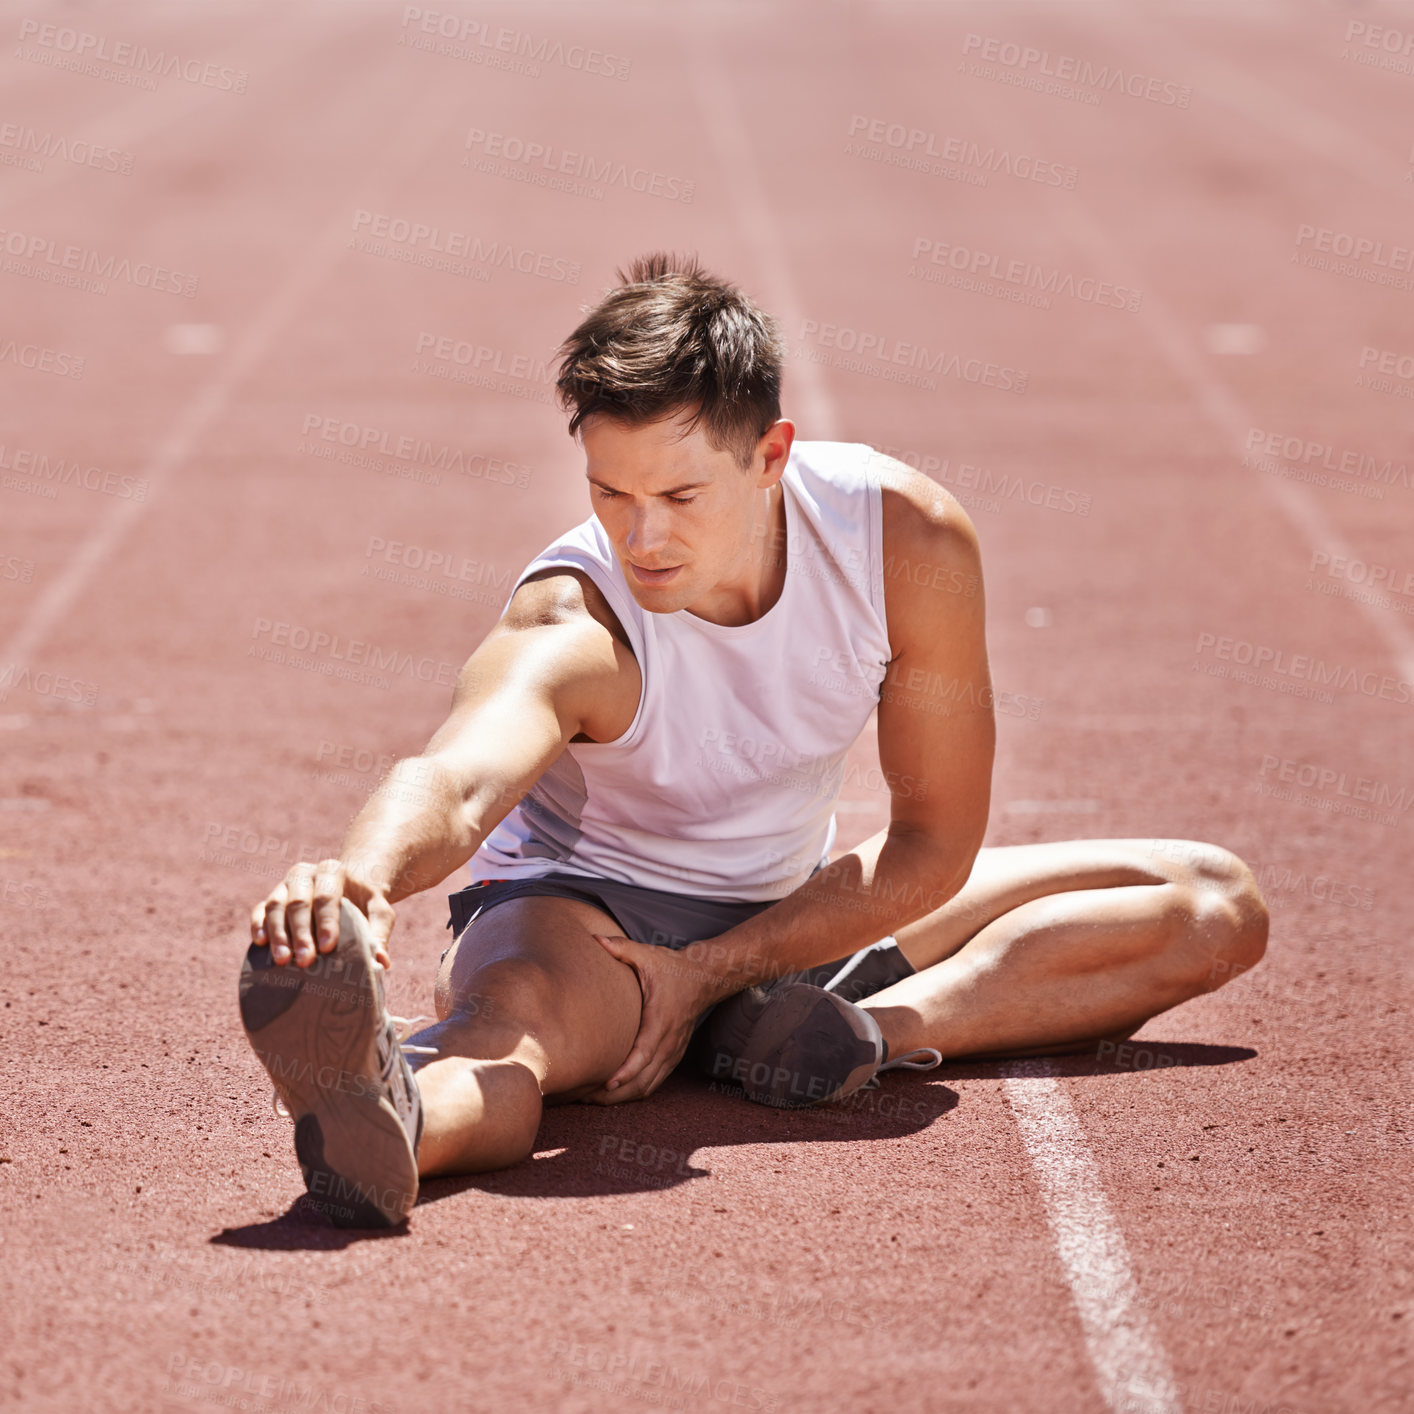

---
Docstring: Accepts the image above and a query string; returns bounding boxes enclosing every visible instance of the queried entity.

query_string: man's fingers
[366,895,396,969]
[599,1058,670,1105]
[261,887,291,962]
[276,864,320,965]
[592,932,637,963]
[311,860,346,952]
[604,1040,653,1093]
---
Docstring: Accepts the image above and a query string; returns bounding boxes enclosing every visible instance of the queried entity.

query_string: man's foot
[238,899,423,1226]
[698,981,942,1109]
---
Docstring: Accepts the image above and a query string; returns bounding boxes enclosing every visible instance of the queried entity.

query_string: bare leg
[405,895,642,1178]
[849,837,1269,1061]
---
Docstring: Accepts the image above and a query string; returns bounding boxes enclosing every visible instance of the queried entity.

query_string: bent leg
[850,837,1269,1061]
[405,895,643,1178]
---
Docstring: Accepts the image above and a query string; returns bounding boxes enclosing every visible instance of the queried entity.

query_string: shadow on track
[417,1071,960,1208]
[207,1072,959,1243]
[211,1198,413,1251]
[939,1040,1257,1081]
[210,1046,1248,1240]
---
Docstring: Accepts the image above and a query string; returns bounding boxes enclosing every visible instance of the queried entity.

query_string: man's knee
[1170,852,1270,995]
[436,954,562,1029]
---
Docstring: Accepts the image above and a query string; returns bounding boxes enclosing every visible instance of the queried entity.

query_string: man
[239,254,1268,1228]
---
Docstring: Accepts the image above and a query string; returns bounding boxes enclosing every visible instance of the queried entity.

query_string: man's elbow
[888,811,987,896]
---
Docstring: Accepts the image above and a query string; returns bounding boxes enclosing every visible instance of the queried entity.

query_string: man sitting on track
[238,253,1269,1228]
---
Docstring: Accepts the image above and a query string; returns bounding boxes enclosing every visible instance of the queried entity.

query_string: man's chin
[628,581,694,614]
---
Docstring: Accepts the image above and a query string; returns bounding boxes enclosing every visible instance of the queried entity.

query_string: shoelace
[880,1046,943,1072]
[270,1015,439,1119]
[860,1046,944,1092]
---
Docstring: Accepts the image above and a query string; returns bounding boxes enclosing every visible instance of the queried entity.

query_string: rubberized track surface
[2,3,1410,1411]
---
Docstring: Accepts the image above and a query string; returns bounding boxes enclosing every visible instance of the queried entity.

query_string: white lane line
[1093,9,1408,196]
[1057,178,1414,687]
[686,21,839,440]
[0,65,460,683]
[0,7,322,203]
[1002,1060,1183,1414]
[987,85,1414,686]
[690,34,1185,1410]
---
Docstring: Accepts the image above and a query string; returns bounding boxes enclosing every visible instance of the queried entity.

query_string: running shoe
[698,981,941,1109]
[238,899,424,1227]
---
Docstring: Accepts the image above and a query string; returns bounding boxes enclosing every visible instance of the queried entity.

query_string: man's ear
[755,418,795,488]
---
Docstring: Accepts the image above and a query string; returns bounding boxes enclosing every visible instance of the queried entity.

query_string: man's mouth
[629,563,683,586]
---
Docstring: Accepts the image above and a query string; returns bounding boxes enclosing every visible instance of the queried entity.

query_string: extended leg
[405,895,643,1177]
[857,837,1269,1060]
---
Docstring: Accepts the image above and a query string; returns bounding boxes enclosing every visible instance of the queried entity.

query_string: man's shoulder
[868,449,981,561]
[505,566,633,652]
[868,451,984,638]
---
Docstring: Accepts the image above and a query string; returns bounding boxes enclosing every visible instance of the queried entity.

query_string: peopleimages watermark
[909,237,1142,312]
[297,413,533,488]
[1192,631,1413,709]
[0,662,99,707]
[0,442,148,502]
[870,444,1093,517]
[1145,839,1376,912]
[1355,344,1414,402]
[463,128,694,203]
[362,535,513,609]
[1337,20,1414,77]
[958,33,1192,108]
[310,738,401,790]
[410,330,557,403]
[398,7,630,81]
[248,617,461,693]
[0,121,135,176]
[844,114,1079,189]
[1292,223,1414,292]
[1306,548,1414,618]
[879,664,1044,721]
[1116,1383,1294,1414]
[1251,754,1411,828]
[0,225,197,297]
[795,319,1028,395]
[3,879,54,910]
[0,336,84,379]
[592,1134,702,1189]
[551,1338,779,1413]
[0,554,34,583]
[15,20,249,93]
[695,721,927,804]
[1242,427,1406,500]
[199,821,340,877]
[348,209,580,284]
[667,1263,899,1333]
[161,1354,394,1413]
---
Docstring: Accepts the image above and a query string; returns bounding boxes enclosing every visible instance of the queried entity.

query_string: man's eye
[667,495,697,505]
[594,487,620,498]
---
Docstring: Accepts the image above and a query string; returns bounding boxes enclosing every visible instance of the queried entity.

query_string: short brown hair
[555,252,783,467]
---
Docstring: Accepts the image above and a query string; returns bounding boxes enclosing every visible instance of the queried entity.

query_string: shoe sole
[731,983,884,1108]
[238,900,418,1227]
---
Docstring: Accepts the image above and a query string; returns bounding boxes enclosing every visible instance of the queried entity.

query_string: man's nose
[626,502,670,556]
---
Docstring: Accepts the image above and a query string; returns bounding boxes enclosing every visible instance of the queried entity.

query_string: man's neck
[685,481,789,628]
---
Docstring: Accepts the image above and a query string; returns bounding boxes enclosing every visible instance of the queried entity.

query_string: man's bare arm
[249,571,638,967]
[591,458,995,1099]
[682,457,995,1000]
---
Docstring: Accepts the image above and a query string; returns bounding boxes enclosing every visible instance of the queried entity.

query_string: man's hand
[584,933,720,1104]
[250,859,396,970]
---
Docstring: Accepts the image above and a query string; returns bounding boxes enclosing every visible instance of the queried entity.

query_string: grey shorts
[443,870,915,1020]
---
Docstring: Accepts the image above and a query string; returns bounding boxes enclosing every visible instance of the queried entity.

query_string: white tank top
[470,440,891,902]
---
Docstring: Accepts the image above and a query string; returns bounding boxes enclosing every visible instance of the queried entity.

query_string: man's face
[580,411,793,615]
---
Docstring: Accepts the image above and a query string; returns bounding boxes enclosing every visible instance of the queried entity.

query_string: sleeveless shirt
[469,440,891,902]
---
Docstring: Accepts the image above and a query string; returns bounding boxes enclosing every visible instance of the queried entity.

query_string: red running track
[1,3,1410,1412]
